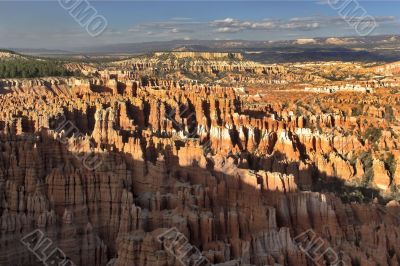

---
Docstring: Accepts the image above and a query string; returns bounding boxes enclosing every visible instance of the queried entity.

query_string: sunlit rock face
[1,58,400,266]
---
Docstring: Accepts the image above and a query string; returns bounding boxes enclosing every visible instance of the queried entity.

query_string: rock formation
[0,53,400,266]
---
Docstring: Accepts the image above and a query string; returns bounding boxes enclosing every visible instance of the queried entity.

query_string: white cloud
[216,27,243,33]
[171,17,193,21]
[211,17,323,33]
[210,16,398,34]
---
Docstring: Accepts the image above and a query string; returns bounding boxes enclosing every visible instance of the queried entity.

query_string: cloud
[210,17,322,33]
[374,16,397,23]
[127,15,398,40]
[127,27,140,33]
[328,16,396,24]
[171,17,193,21]
[216,27,243,33]
[210,16,398,34]
[127,20,201,36]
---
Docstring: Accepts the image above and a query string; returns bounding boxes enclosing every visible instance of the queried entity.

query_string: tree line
[0,59,74,78]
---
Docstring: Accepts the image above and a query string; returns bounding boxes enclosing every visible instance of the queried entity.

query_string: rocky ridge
[0,72,400,266]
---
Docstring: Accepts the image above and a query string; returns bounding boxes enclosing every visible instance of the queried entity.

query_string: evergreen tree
[0,58,74,78]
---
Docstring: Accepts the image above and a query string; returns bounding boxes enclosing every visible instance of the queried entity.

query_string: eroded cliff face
[109,52,291,86]
[0,75,400,266]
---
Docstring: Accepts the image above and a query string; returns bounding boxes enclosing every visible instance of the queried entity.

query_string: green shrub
[364,126,382,144]
[0,58,73,78]
[352,104,364,116]
[384,105,394,122]
[384,153,396,177]
[359,151,373,185]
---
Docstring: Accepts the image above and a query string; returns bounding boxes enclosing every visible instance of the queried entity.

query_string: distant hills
[74,34,400,52]
[5,35,400,63]
[68,35,400,63]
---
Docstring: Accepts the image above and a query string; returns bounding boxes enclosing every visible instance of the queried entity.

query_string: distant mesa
[294,38,316,45]
[154,51,243,60]
[0,50,22,59]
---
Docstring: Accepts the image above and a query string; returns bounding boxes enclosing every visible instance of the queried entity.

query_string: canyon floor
[1,51,400,266]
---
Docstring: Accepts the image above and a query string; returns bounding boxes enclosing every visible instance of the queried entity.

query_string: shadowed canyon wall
[0,76,400,266]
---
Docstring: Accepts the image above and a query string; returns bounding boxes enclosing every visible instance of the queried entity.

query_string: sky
[0,0,399,50]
